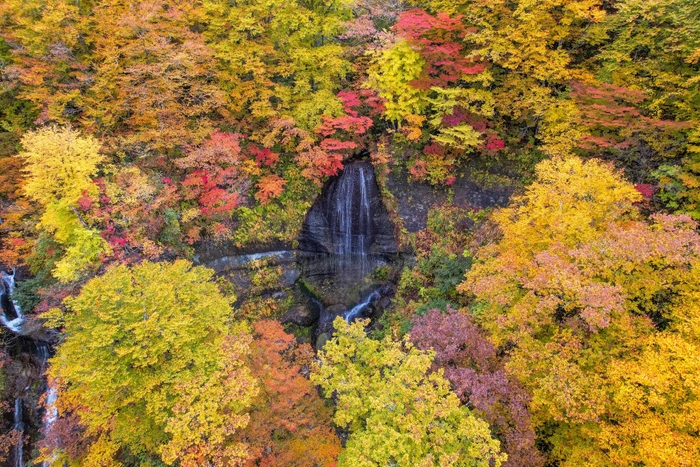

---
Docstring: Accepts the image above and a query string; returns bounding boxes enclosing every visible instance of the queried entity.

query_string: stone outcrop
[281,305,320,327]
[298,161,397,254]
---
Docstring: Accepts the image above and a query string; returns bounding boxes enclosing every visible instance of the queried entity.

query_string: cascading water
[33,341,58,467]
[345,290,380,323]
[1,270,24,333]
[37,342,50,374]
[299,160,399,345]
[41,384,58,467]
[331,162,374,256]
[299,159,397,256]
[329,163,384,321]
[13,398,23,467]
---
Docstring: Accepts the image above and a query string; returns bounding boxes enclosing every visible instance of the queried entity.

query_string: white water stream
[344,290,380,323]
[1,270,24,333]
[331,162,374,256]
[13,398,23,467]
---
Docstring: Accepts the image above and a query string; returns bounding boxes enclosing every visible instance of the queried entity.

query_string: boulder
[281,305,319,327]
[317,304,347,336]
[316,332,330,350]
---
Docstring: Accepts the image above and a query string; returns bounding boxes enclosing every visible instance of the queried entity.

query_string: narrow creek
[1,271,23,334]
[1,269,56,467]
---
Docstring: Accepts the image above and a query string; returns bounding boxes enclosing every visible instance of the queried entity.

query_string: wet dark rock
[298,209,335,254]
[316,332,330,350]
[221,263,300,299]
[384,165,514,235]
[280,266,302,288]
[208,251,301,299]
[452,176,514,209]
[202,250,297,273]
[298,161,397,255]
[384,168,450,233]
[298,253,402,308]
[281,305,319,327]
[366,320,384,334]
[194,239,294,264]
[317,304,347,337]
[17,316,57,342]
[377,296,392,312]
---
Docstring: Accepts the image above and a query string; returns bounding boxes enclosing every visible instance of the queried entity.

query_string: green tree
[311,317,506,467]
[44,260,258,467]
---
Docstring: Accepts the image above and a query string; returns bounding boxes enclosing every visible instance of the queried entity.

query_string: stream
[1,271,23,334]
[1,269,56,467]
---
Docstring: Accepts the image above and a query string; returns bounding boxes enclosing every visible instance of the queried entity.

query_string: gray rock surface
[384,166,515,233]
[317,304,347,336]
[315,332,330,350]
[298,161,398,254]
[281,305,319,327]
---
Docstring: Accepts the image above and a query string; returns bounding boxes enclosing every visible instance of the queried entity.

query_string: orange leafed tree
[237,320,341,467]
[83,0,225,152]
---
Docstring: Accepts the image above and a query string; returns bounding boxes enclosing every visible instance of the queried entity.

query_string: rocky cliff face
[190,159,514,351]
[383,165,514,233]
[297,161,397,255]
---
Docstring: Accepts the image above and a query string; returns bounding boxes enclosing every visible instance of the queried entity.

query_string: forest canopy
[0,0,699,465]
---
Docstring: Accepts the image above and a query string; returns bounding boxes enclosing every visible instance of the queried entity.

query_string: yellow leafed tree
[17,126,110,281]
[462,156,700,466]
[312,317,506,467]
[43,260,258,467]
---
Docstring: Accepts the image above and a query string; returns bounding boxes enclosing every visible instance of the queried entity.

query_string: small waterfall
[310,297,324,316]
[44,386,58,433]
[331,162,374,256]
[13,398,23,467]
[1,270,24,333]
[41,384,58,467]
[37,342,50,374]
[298,158,397,256]
[298,160,398,343]
[37,342,57,467]
[345,289,380,323]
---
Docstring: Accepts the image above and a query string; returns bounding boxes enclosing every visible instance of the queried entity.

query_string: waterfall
[1,270,24,333]
[41,384,58,467]
[36,341,58,467]
[44,386,58,432]
[310,297,324,316]
[37,342,51,381]
[345,289,380,323]
[330,162,374,256]
[299,158,397,256]
[13,398,23,467]
[298,160,398,342]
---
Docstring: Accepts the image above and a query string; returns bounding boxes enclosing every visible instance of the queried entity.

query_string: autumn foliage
[43,261,257,466]
[312,317,506,467]
[1,1,700,466]
[462,156,700,466]
[411,308,543,467]
[237,320,341,467]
